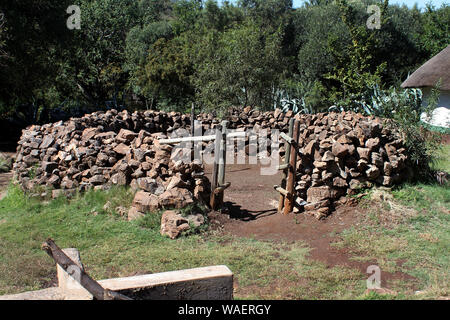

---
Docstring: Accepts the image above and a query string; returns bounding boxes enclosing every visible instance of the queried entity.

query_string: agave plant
[273,85,314,115]
[351,85,423,117]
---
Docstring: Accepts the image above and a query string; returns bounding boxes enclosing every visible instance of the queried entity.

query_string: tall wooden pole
[278,118,294,213]
[283,120,300,215]
[210,124,222,210]
[217,120,228,207]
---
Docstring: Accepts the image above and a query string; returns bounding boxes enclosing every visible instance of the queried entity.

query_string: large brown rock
[366,165,381,180]
[159,187,194,209]
[40,135,55,149]
[160,210,190,239]
[136,178,165,195]
[113,143,130,155]
[357,147,370,160]
[116,129,137,143]
[307,186,332,203]
[127,207,145,221]
[304,199,330,211]
[332,142,349,158]
[304,140,318,157]
[365,137,380,151]
[132,191,160,212]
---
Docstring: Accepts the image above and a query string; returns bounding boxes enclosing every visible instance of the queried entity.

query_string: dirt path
[205,162,416,289]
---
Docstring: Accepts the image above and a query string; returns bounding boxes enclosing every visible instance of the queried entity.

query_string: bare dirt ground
[205,162,417,290]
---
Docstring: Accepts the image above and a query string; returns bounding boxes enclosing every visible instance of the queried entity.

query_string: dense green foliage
[0,0,448,117]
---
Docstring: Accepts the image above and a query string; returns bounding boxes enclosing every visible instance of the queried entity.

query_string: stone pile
[13,107,411,223]
[13,112,210,224]
[292,112,409,219]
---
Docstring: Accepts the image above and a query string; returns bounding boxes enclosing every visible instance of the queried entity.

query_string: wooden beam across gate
[158,131,245,145]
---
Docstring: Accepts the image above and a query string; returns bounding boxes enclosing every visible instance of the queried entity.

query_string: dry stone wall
[13,107,410,220]
[291,112,409,219]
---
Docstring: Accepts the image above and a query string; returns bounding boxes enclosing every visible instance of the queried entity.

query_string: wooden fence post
[210,124,222,210]
[216,120,228,208]
[278,118,294,213]
[283,120,300,215]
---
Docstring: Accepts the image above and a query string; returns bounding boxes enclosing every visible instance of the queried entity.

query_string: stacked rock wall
[13,107,410,219]
[292,112,409,218]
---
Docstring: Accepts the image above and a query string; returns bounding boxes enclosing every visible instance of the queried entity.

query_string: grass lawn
[0,185,367,299]
[431,143,450,173]
[333,183,449,299]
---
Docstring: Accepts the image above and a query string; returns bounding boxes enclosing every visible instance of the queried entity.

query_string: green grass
[333,182,449,299]
[431,144,450,173]
[0,184,369,299]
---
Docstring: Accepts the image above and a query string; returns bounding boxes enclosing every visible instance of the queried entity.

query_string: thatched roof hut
[401,45,450,91]
[401,45,450,128]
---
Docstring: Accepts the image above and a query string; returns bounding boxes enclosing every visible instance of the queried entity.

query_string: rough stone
[160,210,190,239]
[132,191,160,213]
[306,186,332,203]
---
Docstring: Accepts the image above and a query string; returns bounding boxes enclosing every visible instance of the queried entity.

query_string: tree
[192,20,285,112]
[0,0,73,118]
[419,3,450,58]
[324,0,389,106]
[137,36,195,110]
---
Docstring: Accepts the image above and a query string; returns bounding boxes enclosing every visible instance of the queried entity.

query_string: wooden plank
[41,238,132,300]
[283,120,300,215]
[278,118,294,213]
[159,131,245,145]
[1,266,234,300]
[274,185,289,197]
[277,163,289,171]
[160,135,216,144]
[280,132,295,145]
[98,265,234,300]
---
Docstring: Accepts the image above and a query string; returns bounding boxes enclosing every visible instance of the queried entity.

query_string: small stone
[365,137,380,151]
[127,207,145,221]
[160,210,190,239]
[332,142,349,158]
[113,143,130,155]
[307,186,331,203]
[333,177,348,188]
[366,165,380,180]
[321,151,335,162]
[132,191,160,212]
[357,147,370,160]
[117,129,138,143]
